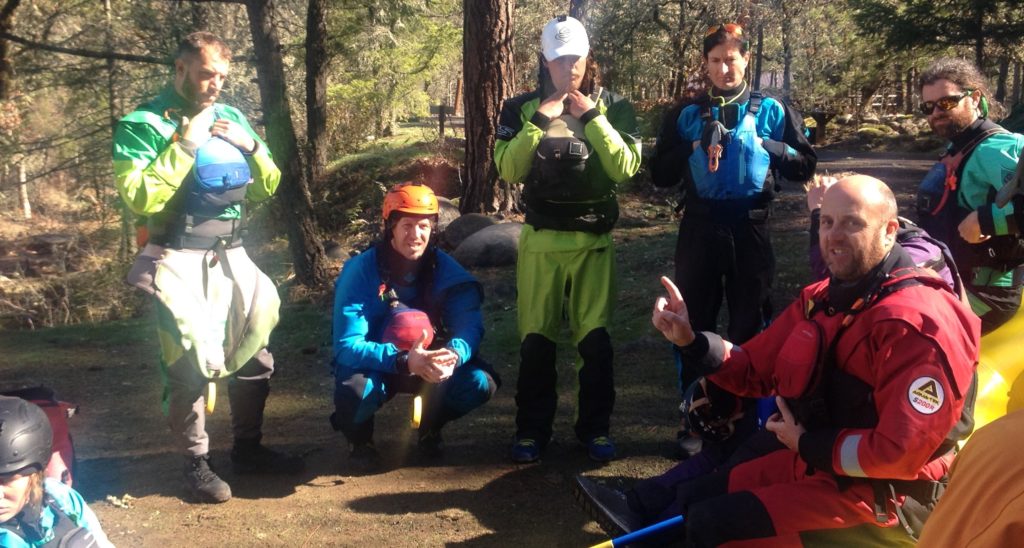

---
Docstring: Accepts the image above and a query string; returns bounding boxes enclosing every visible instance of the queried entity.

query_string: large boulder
[436,197,460,233]
[441,213,497,251]
[452,222,522,268]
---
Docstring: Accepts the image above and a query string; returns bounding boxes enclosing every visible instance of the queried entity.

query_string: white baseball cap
[541,16,590,62]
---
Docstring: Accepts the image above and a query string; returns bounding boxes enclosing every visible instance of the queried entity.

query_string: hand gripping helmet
[0,396,53,475]
[681,377,744,443]
[383,182,439,222]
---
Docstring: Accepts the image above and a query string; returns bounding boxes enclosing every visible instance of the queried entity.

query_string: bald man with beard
[578,176,980,546]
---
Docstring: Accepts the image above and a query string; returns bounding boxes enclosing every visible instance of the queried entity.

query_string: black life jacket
[523,87,620,234]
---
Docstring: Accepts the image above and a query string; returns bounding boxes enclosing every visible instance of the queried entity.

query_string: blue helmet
[193,137,251,192]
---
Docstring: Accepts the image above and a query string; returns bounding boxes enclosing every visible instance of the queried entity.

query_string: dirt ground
[1,151,934,547]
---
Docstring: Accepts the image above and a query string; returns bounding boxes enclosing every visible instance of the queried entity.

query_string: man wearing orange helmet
[329,183,498,462]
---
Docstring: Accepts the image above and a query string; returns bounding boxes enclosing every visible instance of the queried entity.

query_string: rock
[835,113,854,125]
[452,222,522,268]
[436,197,460,233]
[440,213,498,252]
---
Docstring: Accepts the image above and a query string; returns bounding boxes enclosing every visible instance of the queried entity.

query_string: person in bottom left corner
[329,182,499,465]
[1,396,114,548]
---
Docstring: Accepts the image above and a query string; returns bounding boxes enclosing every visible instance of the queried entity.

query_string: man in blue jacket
[329,183,498,461]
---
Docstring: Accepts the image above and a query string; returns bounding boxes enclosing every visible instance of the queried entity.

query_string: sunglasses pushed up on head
[919,90,973,115]
[705,23,743,38]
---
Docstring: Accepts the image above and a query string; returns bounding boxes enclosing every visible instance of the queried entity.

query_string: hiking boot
[587,436,617,463]
[418,429,445,459]
[231,438,305,475]
[184,454,232,503]
[511,438,541,464]
[574,475,643,537]
[350,441,380,461]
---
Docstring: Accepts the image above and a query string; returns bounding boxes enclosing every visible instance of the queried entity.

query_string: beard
[180,72,217,113]
[930,108,975,140]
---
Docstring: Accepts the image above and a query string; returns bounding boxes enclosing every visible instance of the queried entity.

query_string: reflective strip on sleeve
[839,434,867,477]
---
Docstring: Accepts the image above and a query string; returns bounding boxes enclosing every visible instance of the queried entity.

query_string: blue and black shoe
[587,436,617,463]
[511,438,541,463]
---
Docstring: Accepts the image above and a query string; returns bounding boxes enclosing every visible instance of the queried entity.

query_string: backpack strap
[943,125,1009,188]
[747,92,762,117]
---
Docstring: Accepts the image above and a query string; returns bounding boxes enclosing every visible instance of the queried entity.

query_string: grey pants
[165,346,275,457]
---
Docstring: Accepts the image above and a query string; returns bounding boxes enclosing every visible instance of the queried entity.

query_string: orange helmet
[383,183,438,221]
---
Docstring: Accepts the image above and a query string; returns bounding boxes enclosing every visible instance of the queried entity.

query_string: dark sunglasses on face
[919,91,972,115]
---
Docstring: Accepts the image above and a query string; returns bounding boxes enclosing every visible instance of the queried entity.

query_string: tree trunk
[305,0,328,185]
[18,161,30,219]
[1013,62,1022,108]
[781,19,792,94]
[0,0,20,100]
[753,23,763,91]
[569,0,588,23]
[996,56,1009,103]
[460,0,517,215]
[244,0,328,287]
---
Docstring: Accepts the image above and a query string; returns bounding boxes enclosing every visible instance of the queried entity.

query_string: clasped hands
[180,105,257,154]
[407,329,457,384]
[536,87,596,120]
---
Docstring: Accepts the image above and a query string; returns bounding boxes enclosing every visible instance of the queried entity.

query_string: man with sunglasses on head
[917,58,1024,334]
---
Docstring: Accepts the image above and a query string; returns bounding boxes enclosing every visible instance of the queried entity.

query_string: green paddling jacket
[112,86,280,246]
[494,88,641,237]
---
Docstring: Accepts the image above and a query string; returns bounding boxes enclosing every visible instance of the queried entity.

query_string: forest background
[2,2,1024,545]
[3,0,1024,327]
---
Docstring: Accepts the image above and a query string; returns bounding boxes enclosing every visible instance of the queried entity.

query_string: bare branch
[0,31,170,65]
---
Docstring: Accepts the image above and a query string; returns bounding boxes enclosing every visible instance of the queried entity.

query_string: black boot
[231,436,305,475]
[417,428,445,459]
[183,454,232,503]
[574,475,644,537]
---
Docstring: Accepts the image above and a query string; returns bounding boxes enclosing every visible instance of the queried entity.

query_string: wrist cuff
[530,111,552,131]
[244,140,260,156]
[178,139,199,157]
[395,351,411,375]
[579,108,601,126]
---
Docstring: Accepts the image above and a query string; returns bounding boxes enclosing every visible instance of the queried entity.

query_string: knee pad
[578,328,612,363]
[686,491,774,546]
[521,333,556,363]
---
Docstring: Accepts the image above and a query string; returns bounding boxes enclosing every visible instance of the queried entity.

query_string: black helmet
[681,377,744,443]
[0,396,53,475]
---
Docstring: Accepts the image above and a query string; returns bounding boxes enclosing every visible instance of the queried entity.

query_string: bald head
[819,174,900,281]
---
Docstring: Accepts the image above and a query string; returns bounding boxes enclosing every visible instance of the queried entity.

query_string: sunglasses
[705,23,743,38]
[919,91,972,115]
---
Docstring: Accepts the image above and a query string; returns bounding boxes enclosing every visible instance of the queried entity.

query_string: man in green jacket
[917,57,1024,333]
[495,15,641,464]
[113,31,302,504]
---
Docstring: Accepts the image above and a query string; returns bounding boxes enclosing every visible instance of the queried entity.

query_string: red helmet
[381,306,434,351]
[383,183,438,221]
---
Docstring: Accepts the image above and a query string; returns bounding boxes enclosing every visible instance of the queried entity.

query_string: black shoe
[184,454,232,503]
[418,429,445,459]
[349,441,380,461]
[231,438,305,475]
[574,475,643,537]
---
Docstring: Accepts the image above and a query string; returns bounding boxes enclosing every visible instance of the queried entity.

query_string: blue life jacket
[688,93,772,205]
[168,135,252,249]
